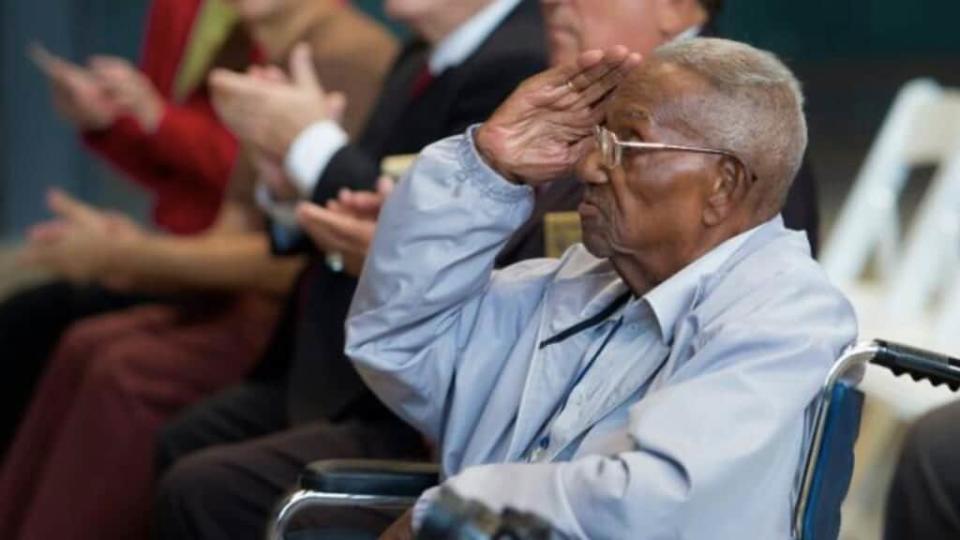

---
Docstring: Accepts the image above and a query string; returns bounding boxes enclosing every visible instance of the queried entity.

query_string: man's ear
[702,156,746,227]
[652,0,708,37]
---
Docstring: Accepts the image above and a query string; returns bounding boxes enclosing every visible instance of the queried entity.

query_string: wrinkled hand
[475,46,641,185]
[295,176,394,276]
[30,44,118,130]
[21,189,143,286]
[210,43,346,159]
[378,509,414,540]
[89,55,164,131]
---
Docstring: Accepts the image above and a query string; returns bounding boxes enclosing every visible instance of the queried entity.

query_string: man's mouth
[578,200,601,218]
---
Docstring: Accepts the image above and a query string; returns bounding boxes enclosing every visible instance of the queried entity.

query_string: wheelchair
[267,339,960,540]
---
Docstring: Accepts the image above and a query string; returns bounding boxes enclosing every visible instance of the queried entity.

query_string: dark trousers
[885,399,960,540]
[153,383,427,540]
[0,281,147,453]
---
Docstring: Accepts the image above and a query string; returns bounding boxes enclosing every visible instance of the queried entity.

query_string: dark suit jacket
[271,0,547,256]
[281,0,559,424]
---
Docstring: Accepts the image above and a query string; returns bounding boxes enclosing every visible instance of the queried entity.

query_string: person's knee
[904,404,956,461]
[155,421,185,476]
[53,316,115,366]
[895,402,960,496]
[156,447,234,516]
[81,338,153,398]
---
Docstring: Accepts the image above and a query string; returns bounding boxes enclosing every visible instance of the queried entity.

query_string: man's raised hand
[475,46,641,185]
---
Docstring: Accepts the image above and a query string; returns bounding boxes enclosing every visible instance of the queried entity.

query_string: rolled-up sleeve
[346,128,535,440]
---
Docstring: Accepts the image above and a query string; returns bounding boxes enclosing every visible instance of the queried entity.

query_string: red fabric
[410,64,435,100]
[82,0,241,234]
[0,297,278,540]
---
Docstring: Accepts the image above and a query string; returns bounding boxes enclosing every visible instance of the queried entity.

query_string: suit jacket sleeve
[309,47,545,205]
[781,155,820,255]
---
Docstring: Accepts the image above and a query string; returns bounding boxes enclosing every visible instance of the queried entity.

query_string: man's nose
[575,150,610,185]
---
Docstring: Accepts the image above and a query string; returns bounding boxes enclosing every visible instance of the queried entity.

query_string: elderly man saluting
[348,38,857,539]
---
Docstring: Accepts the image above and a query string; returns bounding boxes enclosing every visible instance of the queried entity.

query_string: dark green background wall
[2,0,958,239]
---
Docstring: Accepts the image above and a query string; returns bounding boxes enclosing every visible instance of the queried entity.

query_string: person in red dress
[0,1,396,539]
[0,0,252,455]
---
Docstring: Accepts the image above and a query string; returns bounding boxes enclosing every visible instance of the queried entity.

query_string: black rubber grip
[299,459,439,496]
[872,340,960,391]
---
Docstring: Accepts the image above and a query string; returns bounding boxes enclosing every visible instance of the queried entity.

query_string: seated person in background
[150,1,551,539]
[293,0,824,304]
[0,1,394,540]
[0,0,247,453]
[885,400,960,540]
[347,39,857,539]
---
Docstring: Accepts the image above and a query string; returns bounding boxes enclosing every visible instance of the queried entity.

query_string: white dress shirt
[279,0,523,201]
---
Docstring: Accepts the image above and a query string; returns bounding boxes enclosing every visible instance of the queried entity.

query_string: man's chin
[581,234,612,259]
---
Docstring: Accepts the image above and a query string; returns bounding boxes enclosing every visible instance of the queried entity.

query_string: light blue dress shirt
[346,130,858,539]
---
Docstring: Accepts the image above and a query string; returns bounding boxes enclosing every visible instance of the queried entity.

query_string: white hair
[652,37,808,215]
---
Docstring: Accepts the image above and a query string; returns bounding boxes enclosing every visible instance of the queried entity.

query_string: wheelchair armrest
[872,339,960,391]
[299,459,440,497]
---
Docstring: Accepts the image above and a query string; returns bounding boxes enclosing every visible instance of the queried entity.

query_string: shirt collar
[428,0,522,75]
[643,218,767,344]
[674,24,702,42]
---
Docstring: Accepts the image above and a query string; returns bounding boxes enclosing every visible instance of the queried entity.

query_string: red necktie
[410,64,435,100]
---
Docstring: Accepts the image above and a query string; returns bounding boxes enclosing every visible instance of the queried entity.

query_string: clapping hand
[29,44,118,130]
[21,189,143,288]
[295,176,395,276]
[88,55,164,131]
[210,43,346,160]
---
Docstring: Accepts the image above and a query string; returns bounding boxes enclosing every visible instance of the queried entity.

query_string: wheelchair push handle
[872,339,960,391]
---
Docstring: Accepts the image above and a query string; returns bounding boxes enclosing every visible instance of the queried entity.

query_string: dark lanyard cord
[538,291,632,349]
[525,295,630,458]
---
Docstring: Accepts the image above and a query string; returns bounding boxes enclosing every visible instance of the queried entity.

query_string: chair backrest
[797,380,865,540]
[793,340,960,540]
[821,79,960,292]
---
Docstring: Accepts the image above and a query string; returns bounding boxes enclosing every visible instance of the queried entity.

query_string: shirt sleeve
[142,95,238,191]
[424,277,857,539]
[345,127,535,440]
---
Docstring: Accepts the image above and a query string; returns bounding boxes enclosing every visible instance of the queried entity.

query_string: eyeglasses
[594,126,755,182]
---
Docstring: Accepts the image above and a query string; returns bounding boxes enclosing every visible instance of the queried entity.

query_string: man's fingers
[210,69,260,95]
[289,43,321,92]
[27,43,73,77]
[566,46,631,92]
[296,202,356,251]
[336,187,387,219]
[27,220,69,244]
[543,49,606,88]
[376,176,396,197]
[576,52,642,107]
[88,56,135,85]
[326,92,347,123]
[209,70,266,117]
[261,65,288,83]
[89,55,129,70]
[46,189,103,226]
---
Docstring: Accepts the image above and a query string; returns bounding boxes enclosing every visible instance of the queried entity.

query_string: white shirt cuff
[283,120,348,197]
